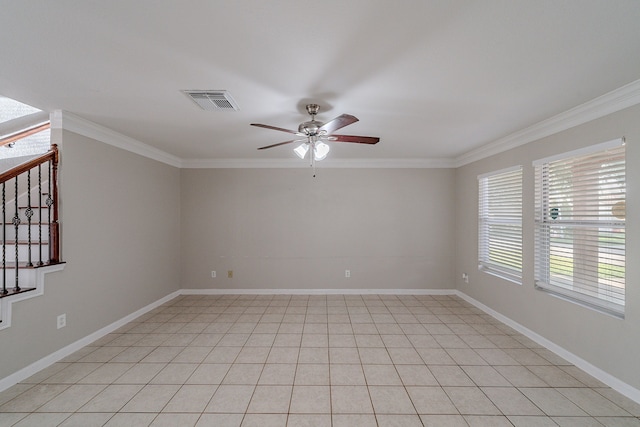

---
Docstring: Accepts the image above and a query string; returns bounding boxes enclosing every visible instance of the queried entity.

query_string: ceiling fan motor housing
[298,120,323,136]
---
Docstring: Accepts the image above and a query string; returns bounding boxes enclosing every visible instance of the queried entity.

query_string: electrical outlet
[211,271,216,278]
[227,270,233,279]
[462,273,469,283]
[345,270,351,278]
[57,314,66,329]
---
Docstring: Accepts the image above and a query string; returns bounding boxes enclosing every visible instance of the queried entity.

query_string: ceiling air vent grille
[183,90,239,111]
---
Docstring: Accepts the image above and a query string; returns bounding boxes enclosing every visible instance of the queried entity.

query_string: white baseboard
[454,290,640,405]
[0,289,180,393]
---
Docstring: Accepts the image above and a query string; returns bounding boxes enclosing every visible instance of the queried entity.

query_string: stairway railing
[0,144,60,297]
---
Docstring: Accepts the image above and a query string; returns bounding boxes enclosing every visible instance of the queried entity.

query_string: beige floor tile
[205,385,255,413]
[235,346,271,364]
[267,347,300,364]
[519,388,588,416]
[446,348,488,365]
[151,363,199,384]
[110,346,155,363]
[558,388,631,417]
[37,384,106,412]
[203,346,242,363]
[286,414,331,427]
[527,365,586,387]
[58,412,114,427]
[331,386,373,414]
[332,414,377,426]
[0,413,28,426]
[396,364,438,386]
[420,414,468,426]
[494,366,547,387]
[259,363,297,385]
[163,384,216,413]
[222,363,264,385]
[507,415,559,426]
[406,386,457,415]
[596,389,640,417]
[113,362,167,384]
[290,385,331,413]
[429,365,475,386]
[417,348,456,364]
[550,416,605,426]
[241,413,288,426]
[462,365,511,387]
[369,386,416,414]
[329,347,361,364]
[298,347,329,364]
[78,363,135,384]
[20,363,67,384]
[150,413,200,427]
[362,364,402,385]
[481,386,543,416]
[103,412,157,426]
[464,415,514,426]
[78,346,127,363]
[358,348,393,364]
[172,346,212,363]
[78,384,144,412]
[247,385,292,413]
[12,412,72,427]
[330,364,366,385]
[141,346,184,363]
[295,364,330,385]
[355,334,384,348]
[377,414,424,426]
[120,384,180,412]
[41,362,103,384]
[273,333,302,347]
[387,347,423,364]
[0,384,69,412]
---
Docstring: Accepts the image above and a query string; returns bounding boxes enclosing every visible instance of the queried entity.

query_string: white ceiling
[1,1,640,165]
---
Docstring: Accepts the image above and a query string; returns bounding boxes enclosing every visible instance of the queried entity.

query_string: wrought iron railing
[0,144,60,297]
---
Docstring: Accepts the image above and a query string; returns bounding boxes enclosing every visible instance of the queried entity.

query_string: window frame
[478,165,523,284]
[533,138,626,317]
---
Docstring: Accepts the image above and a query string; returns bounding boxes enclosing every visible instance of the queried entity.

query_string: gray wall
[0,130,181,379]
[180,168,456,291]
[455,104,640,390]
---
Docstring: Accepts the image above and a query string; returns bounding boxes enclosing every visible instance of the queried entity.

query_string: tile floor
[1,294,639,427]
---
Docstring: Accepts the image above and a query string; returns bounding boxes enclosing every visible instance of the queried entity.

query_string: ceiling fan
[251,104,380,163]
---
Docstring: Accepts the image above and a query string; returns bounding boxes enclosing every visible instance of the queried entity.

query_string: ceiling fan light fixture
[294,143,309,159]
[314,142,330,161]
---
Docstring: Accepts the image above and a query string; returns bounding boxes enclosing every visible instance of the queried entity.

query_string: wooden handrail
[0,145,58,184]
[0,122,50,148]
[0,144,60,264]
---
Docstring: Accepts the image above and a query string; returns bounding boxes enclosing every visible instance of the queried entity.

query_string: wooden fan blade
[257,140,299,150]
[329,134,380,144]
[318,114,359,134]
[251,123,300,135]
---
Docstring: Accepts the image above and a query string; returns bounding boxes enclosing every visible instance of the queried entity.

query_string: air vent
[183,90,239,111]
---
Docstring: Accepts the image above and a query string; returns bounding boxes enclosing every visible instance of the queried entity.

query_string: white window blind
[478,166,523,283]
[533,139,626,316]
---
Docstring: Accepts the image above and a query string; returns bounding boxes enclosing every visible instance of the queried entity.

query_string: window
[478,166,523,283]
[0,95,50,160]
[534,139,625,317]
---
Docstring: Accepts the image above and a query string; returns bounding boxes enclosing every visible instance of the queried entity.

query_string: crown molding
[51,78,640,170]
[51,111,182,168]
[180,157,455,169]
[455,78,640,167]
